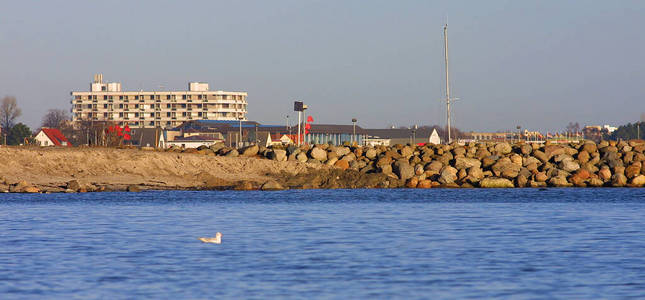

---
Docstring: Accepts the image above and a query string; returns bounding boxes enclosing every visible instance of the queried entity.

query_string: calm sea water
[1,188,645,299]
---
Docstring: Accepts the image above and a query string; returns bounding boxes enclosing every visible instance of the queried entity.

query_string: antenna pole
[444,24,452,144]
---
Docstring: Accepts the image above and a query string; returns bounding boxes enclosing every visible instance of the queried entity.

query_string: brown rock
[480,177,514,188]
[588,177,604,187]
[577,151,590,164]
[533,150,548,163]
[625,163,641,179]
[544,145,565,159]
[598,167,612,181]
[417,179,432,188]
[582,142,597,153]
[127,185,141,192]
[23,186,40,193]
[334,159,350,170]
[631,175,645,187]
[405,177,419,188]
[516,174,528,188]
[611,174,627,187]
[548,176,571,187]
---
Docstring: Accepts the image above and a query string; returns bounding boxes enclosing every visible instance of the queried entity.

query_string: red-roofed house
[34,128,72,147]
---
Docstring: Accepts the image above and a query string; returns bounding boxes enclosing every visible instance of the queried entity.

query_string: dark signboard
[294,101,304,112]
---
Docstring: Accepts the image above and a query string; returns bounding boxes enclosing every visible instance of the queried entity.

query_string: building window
[103,104,108,109]
[135,95,139,100]
[119,104,124,108]
[198,112,202,117]
[149,95,154,100]
[181,104,186,108]
[166,112,171,117]
[166,95,171,100]
[166,104,171,108]
[150,113,154,117]
[119,95,123,100]
[198,95,202,100]
[103,95,107,100]
[182,112,187,117]
[108,95,113,100]
[135,104,139,109]
[182,95,187,100]
[124,95,129,100]
[119,112,124,117]
[135,113,139,117]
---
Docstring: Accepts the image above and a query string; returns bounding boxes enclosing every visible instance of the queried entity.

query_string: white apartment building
[71,74,248,128]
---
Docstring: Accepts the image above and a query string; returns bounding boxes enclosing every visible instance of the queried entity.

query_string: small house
[34,128,72,147]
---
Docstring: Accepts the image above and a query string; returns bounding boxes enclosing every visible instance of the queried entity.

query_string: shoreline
[1,139,644,193]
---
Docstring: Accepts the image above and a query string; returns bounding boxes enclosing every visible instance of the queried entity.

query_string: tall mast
[443,24,452,144]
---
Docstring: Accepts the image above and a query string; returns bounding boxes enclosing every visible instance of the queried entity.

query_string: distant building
[34,128,72,147]
[71,74,248,129]
[129,128,166,148]
[583,125,616,141]
[364,128,435,146]
[307,124,367,146]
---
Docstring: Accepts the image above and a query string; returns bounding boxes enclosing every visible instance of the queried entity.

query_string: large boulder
[599,167,612,181]
[611,174,627,187]
[400,146,414,158]
[309,147,327,161]
[479,177,514,188]
[494,142,512,155]
[224,149,239,157]
[454,157,481,170]
[334,159,350,170]
[439,166,458,184]
[559,159,580,172]
[631,175,645,186]
[393,161,415,181]
[240,145,259,156]
[548,176,571,187]
[365,148,377,160]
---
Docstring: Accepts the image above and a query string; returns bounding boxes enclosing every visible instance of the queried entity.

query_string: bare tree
[41,109,70,128]
[1,96,22,131]
[565,122,580,134]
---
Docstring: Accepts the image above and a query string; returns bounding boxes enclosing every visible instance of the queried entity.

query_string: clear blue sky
[1,0,644,132]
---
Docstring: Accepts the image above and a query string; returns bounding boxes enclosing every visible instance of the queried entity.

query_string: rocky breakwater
[179,139,645,189]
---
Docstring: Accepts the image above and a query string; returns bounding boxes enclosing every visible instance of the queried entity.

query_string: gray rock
[439,166,458,184]
[393,160,415,181]
[559,159,580,172]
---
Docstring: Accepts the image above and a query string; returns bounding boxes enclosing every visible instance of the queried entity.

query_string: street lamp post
[516,126,521,143]
[352,118,357,145]
[238,117,243,148]
[255,124,259,145]
[413,124,418,145]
